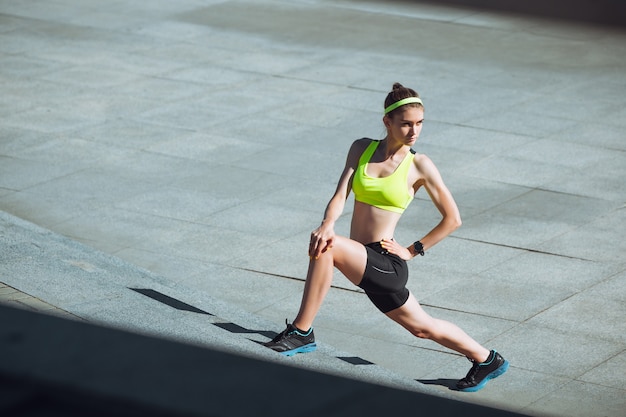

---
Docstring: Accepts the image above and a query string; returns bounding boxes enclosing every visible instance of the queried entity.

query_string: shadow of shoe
[416,378,459,390]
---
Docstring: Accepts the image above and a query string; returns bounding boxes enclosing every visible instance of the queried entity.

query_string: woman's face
[385,106,424,147]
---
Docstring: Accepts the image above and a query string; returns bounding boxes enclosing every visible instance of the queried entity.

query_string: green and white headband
[384,97,423,115]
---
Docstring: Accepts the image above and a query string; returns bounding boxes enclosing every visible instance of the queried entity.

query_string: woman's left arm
[410,154,462,255]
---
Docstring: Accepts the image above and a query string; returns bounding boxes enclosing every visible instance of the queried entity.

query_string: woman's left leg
[385,292,490,363]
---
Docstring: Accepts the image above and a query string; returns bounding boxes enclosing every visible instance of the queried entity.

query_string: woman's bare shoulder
[347,138,375,156]
[411,151,435,167]
[353,137,376,148]
[411,152,444,182]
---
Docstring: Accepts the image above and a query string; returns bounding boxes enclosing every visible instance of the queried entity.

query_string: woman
[264,83,508,392]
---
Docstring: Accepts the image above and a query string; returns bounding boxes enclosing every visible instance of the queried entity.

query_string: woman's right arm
[309,140,367,258]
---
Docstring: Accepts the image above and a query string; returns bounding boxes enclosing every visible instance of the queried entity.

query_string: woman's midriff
[350,200,402,244]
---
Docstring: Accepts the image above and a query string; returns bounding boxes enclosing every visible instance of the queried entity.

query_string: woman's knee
[408,324,435,339]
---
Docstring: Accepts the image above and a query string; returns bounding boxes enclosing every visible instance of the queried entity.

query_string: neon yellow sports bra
[352,140,415,214]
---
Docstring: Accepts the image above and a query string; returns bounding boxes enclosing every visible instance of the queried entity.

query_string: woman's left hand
[380,238,412,261]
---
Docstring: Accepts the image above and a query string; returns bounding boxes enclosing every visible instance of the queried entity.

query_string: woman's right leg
[293,236,367,331]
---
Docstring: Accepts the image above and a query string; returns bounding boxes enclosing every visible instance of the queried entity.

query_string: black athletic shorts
[358,242,410,313]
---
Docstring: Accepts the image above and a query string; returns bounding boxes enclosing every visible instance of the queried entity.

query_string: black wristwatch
[413,241,425,256]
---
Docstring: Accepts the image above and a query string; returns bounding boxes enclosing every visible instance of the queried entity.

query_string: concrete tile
[132,41,221,66]
[185,264,305,315]
[162,64,265,88]
[427,85,536,127]
[0,54,70,80]
[0,127,51,156]
[440,176,533,213]
[527,289,626,344]
[458,154,579,189]
[115,186,240,223]
[201,200,318,240]
[501,137,620,170]
[465,108,579,139]
[128,20,218,41]
[316,85,385,114]
[0,155,80,191]
[150,222,270,265]
[578,350,626,391]
[7,136,131,169]
[91,150,213,186]
[263,101,360,129]
[0,12,30,33]
[133,99,236,132]
[111,76,210,104]
[3,104,105,134]
[112,247,213,284]
[207,113,318,147]
[548,121,626,152]
[40,65,141,89]
[89,50,190,78]
[169,163,297,203]
[585,270,626,303]
[602,105,626,129]
[454,210,578,249]
[286,60,374,87]
[480,251,622,294]
[527,380,626,417]
[75,119,191,150]
[544,153,626,201]
[61,92,160,122]
[535,207,626,262]
[426,124,538,156]
[416,143,492,178]
[213,46,328,76]
[422,272,574,321]
[490,323,624,379]
[0,0,85,22]
[492,189,621,227]
[51,208,195,253]
[0,28,52,55]
[230,145,346,184]
[222,230,313,281]
[17,166,154,207]
[250,178,339,218]
[147,133,268,167]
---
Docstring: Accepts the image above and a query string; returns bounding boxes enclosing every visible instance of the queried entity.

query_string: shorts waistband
[365,241,388,255]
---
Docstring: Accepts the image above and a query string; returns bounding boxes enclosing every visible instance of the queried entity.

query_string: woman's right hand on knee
[309,222,335,259]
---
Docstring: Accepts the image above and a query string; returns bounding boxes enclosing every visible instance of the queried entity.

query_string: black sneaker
[456,350,509,392]
[264,320,317,356]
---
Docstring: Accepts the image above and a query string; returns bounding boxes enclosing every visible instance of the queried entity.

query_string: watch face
[414,241,424,255]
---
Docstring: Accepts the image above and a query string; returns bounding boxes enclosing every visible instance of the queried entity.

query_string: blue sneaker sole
[280,342,317,357]
[458,360,509,392]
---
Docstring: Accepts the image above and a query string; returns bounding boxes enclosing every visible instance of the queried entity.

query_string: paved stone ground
[1,1,625,416]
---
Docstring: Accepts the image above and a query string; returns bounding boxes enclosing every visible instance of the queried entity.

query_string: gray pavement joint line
[236,267,521,323]
[452,236,596,262]
[448,122,539,138]
[237,266,365,293]
[272,73,385,91]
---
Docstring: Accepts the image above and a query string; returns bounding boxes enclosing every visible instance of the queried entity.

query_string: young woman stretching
[264,83,509,392]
